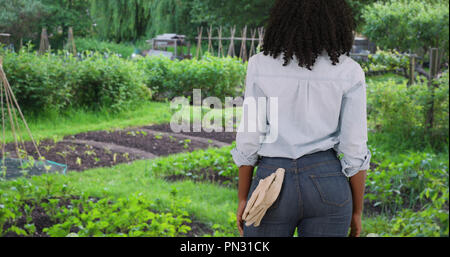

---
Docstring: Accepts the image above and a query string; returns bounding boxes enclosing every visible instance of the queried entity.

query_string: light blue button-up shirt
[231,51,371,177]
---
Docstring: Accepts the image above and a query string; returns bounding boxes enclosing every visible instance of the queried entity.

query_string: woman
[232,0,371,237]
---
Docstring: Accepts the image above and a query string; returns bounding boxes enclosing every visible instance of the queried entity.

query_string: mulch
[70,129,214,157]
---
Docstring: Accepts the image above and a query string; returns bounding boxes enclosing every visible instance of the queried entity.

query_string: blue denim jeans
[243,149,353,237]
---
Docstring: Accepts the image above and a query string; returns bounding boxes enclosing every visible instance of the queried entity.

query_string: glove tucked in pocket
[243,168,285,227]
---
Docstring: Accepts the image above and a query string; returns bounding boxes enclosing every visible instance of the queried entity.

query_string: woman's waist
[257,148,340,173]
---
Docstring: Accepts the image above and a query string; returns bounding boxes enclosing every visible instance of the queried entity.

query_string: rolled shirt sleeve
[231,57,267,167]
[334,66,372,177]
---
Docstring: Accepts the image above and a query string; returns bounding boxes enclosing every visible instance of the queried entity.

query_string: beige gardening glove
[243,168,285,227]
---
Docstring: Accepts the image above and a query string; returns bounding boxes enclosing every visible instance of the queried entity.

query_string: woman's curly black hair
[262,0,356,70]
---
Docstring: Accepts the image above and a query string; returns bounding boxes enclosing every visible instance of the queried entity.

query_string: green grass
[3,101,172,144]
[4,101,241,144]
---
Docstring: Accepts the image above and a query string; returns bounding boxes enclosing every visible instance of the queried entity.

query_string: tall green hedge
[136,53,246,101]
[1,48,151,114]
[1,49,246,114]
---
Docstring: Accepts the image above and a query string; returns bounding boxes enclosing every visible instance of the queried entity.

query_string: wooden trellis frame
[0,57,42,161]
[195,25,265,62]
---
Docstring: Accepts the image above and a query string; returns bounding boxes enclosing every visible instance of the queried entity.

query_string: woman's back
[233,50,370,178]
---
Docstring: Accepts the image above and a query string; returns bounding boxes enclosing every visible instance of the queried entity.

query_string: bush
[136,53,246,100]
[1,47,151,114]
[69,52,151,112]
[367,72,449,150]
[360,49,410,74]
[1,47,72,114]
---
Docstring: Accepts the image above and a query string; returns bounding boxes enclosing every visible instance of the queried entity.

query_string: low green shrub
[366,150,449,216]
[149,145,238,186]
[0,176,194,237]
[363,208,448,237]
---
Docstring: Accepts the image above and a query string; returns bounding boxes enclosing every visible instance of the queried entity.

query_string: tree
[0,0,45,47]
[362,0,449,62]
[39,0,93,49]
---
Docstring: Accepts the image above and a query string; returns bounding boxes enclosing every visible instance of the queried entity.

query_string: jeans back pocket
[309,172,351,207]
[252,164,284,210]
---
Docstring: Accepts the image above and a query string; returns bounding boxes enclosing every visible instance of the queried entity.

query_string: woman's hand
[237,165,255,237]
[349,213,362,237]
[349,170,367,237]
[237,200,247,236]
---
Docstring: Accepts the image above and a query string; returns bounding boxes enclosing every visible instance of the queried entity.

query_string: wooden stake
[218,26,224,58]
[249,29,257,58]
[408,54,416,86]
[430,48,439,79]
[257,27,265,52]
[425,48,440,137]
[239,26,248,62]
[196,27,203,59]
[207,25,214,55]
[228,26,236,57]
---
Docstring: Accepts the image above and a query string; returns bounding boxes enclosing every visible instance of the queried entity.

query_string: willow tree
[90,0,151,42]
[90,0,194,42]
[146,0,194,39]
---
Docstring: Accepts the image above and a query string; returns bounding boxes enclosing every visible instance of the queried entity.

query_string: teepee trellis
[217,26,224,58]
[66,27,77,56]
[207,25,214,56]
[0,57,42,162]
[39,28,50,54]
[227,26,236,57]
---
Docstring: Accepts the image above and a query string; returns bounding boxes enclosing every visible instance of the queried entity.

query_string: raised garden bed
[2,125,234,178]
[4,139,139,174]
[69,128,215,156]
